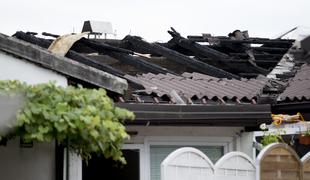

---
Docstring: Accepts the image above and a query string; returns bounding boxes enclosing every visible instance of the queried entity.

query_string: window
[150,145,224,180]
[82,149,140,180]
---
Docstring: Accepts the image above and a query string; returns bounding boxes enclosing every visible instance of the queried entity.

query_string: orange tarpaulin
[272,112,304,125]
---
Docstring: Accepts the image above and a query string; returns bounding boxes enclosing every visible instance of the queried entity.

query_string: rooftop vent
[81,20,115,39]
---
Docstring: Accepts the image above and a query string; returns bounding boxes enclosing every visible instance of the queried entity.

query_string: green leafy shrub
[260,132,283,146]
[0,80,134,163]
[259,123,284,146]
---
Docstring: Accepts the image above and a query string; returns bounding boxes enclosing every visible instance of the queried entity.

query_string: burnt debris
[10,28,299,104]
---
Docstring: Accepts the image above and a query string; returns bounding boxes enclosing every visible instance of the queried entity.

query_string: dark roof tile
[126,72,268,101]
[278,64,310,101]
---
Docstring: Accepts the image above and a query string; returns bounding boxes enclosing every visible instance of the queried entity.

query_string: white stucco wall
[126,126,254,157]
[0,140,55,180]
[125,126,255,180]
[126,126,244,145]
[0,51,67,86]
[239,132,255,158]
[0,51,68,180]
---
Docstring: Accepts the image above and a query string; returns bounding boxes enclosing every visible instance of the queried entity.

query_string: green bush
[0,80,134,163]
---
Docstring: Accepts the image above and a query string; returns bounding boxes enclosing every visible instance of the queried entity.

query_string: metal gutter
[272,102,310,112]
[117,103,271,127]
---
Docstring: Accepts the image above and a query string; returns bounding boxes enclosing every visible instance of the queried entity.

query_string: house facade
[0,33,126,180]
[0,47,66,180]
[0,27,309,180]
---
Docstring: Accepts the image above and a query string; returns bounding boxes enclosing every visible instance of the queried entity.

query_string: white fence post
[68,151,82,180]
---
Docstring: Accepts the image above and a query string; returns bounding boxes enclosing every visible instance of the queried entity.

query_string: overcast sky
[1,0,309,42]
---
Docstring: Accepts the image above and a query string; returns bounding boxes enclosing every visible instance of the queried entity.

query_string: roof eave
[117,103,271,127]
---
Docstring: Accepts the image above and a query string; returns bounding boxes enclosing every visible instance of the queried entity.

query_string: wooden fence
[256,143,301,180]
[303,152,310,180]
[161,143,310,180]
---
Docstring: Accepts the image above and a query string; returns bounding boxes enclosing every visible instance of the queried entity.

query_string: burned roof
[4,27,310,127]
[8,28,310,105]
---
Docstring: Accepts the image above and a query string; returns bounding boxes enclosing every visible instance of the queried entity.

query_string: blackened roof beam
[168,27,231,60]
[13,31,144,89]
[42,32,134,54]
[76,38,178,75]
[123,35,241,79]
[13,31,126,78]
[167,28,269,76]
[15,31,175,82]
[41,32,176,75]
[187,35,295,45]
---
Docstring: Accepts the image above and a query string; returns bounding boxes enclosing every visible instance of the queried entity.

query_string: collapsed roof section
[3,28,310,128]
[8,28,310,105]
[90,28,294,78]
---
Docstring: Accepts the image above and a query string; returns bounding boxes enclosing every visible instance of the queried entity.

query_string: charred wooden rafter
[229,53,284,60]
[166,28,270,75]
[187,33,292,57]
[76,38,177,75]
[13,31,125,77]
[15,31,176,78]
[41,32,175,75]
[42,32,134,54]
[159,41,284,61]
[12,31,144,89]
[123,35,241,79]
[177,44,289,57]
[252,46,289,53]
[187,35,294,45]
[197,57,277,71]
[168,27,231,60]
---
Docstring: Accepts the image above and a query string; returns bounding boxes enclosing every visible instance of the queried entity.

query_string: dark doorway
[83,149,140,180]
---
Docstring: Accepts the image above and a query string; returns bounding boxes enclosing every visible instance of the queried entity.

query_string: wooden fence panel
[160,144,305,180]
[214,152,256,180]
[256,143,302,180]
[302,152,310,180]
